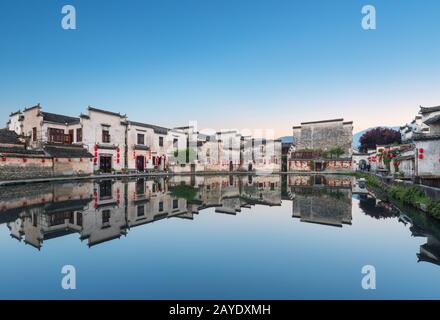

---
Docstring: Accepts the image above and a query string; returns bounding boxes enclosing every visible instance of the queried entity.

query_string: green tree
[329,146,345,159]
[172,147,198,164]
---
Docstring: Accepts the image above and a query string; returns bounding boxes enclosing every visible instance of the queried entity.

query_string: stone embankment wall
[0,156,93,181]
[0,156,53,180]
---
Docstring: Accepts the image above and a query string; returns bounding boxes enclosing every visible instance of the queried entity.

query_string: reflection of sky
[0,197,439,299]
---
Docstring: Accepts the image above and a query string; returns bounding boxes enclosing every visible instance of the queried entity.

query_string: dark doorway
[136,156,145,172]
[100,156,112,173]
[248,163,253,171]
[136,179,145,194]
[359,159,367,170]
[229,161,234,172]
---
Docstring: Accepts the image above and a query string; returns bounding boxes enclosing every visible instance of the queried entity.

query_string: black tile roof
[44,198,92,213]
[41,112,80,125]
[88,107,126,118]
[0,129,22,145]
[9,110,21,117]
[300,118,344,125]
[134,145,150,151]
[23,104,41,112]
[128,121,169,135]
[419,106,440,114]
[413,133,440,141]
[44,145,93,158]
[424,114,440,125]
[0,146,45,156]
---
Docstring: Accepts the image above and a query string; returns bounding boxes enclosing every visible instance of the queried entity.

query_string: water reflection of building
[418,235,440,265]
[357,194,400,220]
[288,175,353,227]
[357,192,440,267]
[80,180,128,247]
[0,175,282,249]
[409,223,440,266]
[4,182,93,249]
[127,178,188,228]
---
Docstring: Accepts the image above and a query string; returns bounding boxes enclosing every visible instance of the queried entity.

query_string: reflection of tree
[294,187,351,204]
[358,195,399,219]
[320,188,350,203]
[170,185,197,201]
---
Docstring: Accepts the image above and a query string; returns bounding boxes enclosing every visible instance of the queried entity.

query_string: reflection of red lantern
[419,154,424,160]
[94,144,98,164]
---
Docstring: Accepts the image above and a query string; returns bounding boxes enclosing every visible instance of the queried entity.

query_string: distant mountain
[352,126,400,151]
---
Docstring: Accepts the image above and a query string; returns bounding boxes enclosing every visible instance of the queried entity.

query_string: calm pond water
[0,174,439,300]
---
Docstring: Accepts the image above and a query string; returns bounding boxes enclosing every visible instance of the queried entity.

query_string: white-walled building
[80,107,128,173]
[127,121,171,172]
[413,110,440,186]
[10,104,82,148]
[241,137,282,173]
[7,110,24,136]
[3,103,286,178]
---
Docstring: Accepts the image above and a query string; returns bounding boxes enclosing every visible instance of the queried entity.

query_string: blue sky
[0,0,439,136]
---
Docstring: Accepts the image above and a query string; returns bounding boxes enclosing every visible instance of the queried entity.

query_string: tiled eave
[96,144,119,150]
[134,145,150,151]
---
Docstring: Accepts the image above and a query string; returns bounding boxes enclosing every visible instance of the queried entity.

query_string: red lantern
[419,148,424,153]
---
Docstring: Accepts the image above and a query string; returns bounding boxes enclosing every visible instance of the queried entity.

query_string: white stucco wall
[415,140,440,177]
[81,109,127,172]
